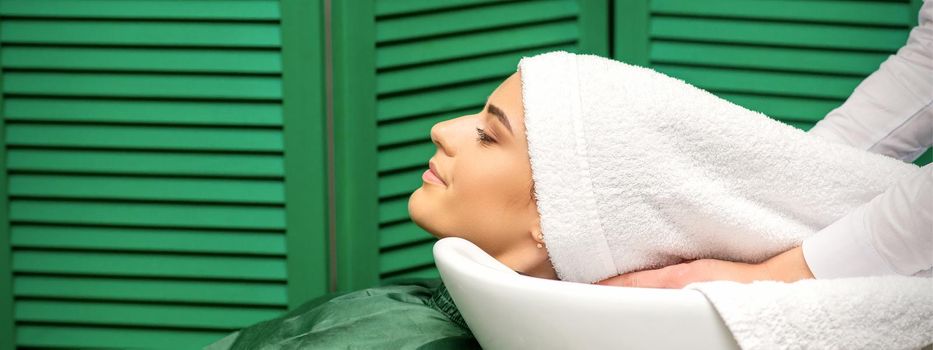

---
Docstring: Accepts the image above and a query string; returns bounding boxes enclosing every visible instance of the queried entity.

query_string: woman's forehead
[488,72,524,125]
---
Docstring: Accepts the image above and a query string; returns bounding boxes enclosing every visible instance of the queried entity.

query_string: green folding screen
[332,0,927,295]
[0,0,929,349]
[0,0,329,348]
[615,0,931,165]
[330,0,610,291]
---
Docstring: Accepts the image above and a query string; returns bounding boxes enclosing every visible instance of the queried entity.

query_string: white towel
[519,51,932,349]
[686,276,933,350]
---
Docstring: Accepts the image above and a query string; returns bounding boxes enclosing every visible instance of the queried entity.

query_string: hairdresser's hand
[595,246,815,288]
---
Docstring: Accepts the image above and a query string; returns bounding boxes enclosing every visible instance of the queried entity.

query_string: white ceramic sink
[434,237,741,350]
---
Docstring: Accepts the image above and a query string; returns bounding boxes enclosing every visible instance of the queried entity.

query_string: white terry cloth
[685,276,933,350]
[518,50,922,283]
[518,51,932,349]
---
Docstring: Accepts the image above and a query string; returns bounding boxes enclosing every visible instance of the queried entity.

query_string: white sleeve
[802,164,933,278]
[799,1,933,279]
[807,0,933,162]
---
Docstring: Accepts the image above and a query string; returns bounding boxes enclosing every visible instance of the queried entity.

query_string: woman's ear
[529,223,544,246]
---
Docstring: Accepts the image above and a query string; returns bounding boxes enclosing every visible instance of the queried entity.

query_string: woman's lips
[424,161,447,186]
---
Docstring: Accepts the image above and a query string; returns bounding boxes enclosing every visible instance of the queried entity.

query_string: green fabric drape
[204,279,480,350]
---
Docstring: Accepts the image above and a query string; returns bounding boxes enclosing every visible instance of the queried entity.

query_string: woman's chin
[407,188,423,220]
[408,189,441,239]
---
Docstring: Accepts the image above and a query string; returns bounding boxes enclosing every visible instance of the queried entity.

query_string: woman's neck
[494,242,558,280]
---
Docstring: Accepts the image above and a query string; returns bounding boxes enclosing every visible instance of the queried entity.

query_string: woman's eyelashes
[475,127,496,147]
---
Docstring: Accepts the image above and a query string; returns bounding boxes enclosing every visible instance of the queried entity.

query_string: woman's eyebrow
[487,103,513,135]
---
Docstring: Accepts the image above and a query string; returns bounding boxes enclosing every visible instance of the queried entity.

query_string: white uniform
[802,0,933,278]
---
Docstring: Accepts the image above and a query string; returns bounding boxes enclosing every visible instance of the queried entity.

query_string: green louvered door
[332,0,609,290]
[0,0,329,348]
[615,0,931,165]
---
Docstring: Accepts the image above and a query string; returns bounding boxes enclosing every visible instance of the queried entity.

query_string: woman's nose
[430,121,453,156]
[431,115,474,156]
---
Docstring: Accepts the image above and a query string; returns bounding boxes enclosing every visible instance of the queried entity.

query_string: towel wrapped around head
[518,51,932,350]
[518,51,919,283]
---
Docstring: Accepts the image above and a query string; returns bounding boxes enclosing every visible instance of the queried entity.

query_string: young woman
[407,51,926,286]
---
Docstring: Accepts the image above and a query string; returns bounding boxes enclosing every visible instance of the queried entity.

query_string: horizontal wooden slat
[378,111,457,147]
[17,325,228,349]
[5,97,283,126]
[10,200,286,230]
[650,17,908,51]
[4,72,282,100]
[380,221,433,249]
[379,142,434,173]
[14,276,286,305]
[2,46,281,73]
[6,123,283,152]
[376,44,573,95]
[379,196,410,224]
[379,167,424,198]
[379,240,436,274]
[377,81,492,122]
[377,20,578,69]
[6,149,284,177]
[10,174,284,204]
[15,300,282,329]
[654,64,862,99]
[11,225,286,255]
[13,250,286,280]
[382,266,440,281]
[716,93,841,123]
[375,0,506,17]
[1,20,280,47]
[650,41,889,76]
[377,1,577,43]
[651,0,911,26]
[0,0,280,20]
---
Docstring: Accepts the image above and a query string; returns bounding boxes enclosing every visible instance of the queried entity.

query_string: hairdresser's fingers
[596,265,680,288]
[595,259,763,289]
[665,259,753,288]
[672,259,762,287]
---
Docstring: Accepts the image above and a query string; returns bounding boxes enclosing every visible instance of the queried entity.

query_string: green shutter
[0,0,329,348]
[331,0,609,289]
[615,0,929,165]
[649,0,911,129]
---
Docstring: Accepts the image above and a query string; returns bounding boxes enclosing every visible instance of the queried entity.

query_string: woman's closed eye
[476,127,496,147]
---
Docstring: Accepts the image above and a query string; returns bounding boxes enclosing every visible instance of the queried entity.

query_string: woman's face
[408,71,542,257]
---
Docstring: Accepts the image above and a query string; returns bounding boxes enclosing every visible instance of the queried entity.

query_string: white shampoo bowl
[433,237,741,350]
